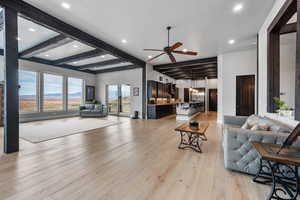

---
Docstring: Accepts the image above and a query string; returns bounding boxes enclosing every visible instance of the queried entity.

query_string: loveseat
[79,103,108,118]
[222,115,300,175]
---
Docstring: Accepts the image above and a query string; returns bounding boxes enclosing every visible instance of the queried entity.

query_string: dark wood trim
[93,65,141,74]
[3,7,19,153]
[159,65,217,73]
[295,0,300,120]
[280,22,297,35]
[0,0,145,67]
[78,58,125,70]
[53,49,105,65]
[256,34,259,115]
[154,57,217,69]
[19,34,73,58]
[267,0,296,113]
[0,48,95,74]
[267,32,280,112]
[267,0,296,32]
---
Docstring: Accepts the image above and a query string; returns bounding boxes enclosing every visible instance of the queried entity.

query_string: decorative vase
[189,121,199,130]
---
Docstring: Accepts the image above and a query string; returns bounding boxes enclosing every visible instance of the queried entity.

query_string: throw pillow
[241,122,250,129]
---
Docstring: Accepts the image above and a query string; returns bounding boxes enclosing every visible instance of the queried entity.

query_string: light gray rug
[20,117,120,143]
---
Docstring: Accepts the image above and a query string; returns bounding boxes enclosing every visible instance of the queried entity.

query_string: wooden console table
[251,141,300,200]
[175,122,209,153]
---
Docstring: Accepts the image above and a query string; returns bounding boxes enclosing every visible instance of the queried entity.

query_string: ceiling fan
[144,26,198,63]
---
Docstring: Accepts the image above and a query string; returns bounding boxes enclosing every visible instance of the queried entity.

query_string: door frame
[236,75,255,116]
[106,84,131,117]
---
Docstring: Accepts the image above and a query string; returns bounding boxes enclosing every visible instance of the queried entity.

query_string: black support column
[142,64,147,119]
[3,7,19,153]
[296,0,300,120]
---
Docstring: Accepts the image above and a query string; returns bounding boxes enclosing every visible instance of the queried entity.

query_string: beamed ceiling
[0,2,145,75]
[154,57,217,80]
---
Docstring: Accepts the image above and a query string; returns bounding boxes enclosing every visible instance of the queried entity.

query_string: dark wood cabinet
[157,82,164,98]
[147,104,175,119]
[147,80,157,98]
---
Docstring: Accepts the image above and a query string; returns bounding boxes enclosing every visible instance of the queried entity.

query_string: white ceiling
[23,0,276,65]
[70,54,118,66]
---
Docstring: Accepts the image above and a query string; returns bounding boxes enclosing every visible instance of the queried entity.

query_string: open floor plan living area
[0,0,300,199]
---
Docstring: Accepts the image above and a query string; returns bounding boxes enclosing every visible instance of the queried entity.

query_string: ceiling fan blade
[170,42,183,50]
[172,50,198,56]
[168,53,176,63]
[144,49,164,52]
[148,53,165,62]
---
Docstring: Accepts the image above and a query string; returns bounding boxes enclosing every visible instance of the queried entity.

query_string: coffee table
[175,122,209,153]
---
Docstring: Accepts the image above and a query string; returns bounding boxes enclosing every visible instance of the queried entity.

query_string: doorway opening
[107,84,131,117]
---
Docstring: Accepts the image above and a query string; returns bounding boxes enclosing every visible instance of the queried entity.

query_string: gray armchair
[222,115,299,175]
[79,103,108,118]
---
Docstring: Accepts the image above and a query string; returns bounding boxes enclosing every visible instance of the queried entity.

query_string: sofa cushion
[94,104,102,111]
[85,104,95,110]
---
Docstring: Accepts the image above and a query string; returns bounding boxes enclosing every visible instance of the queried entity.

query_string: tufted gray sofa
[222,115,300,175]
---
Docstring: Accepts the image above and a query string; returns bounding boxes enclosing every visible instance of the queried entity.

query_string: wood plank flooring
[0,112,270,200]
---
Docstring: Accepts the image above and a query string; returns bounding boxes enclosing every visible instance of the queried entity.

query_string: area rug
[20,117,120,143]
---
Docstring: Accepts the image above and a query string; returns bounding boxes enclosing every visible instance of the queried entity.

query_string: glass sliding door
[120,84,131,116]
[107,85,119,114]
[107,84,131,116]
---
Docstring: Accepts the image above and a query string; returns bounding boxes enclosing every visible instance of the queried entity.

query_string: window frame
[18,69,39,114]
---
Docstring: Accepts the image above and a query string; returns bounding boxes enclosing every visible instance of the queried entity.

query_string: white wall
[96,68,143,118]
[280,34,296,109]
[218,48,257,122]
[258,0,288,115]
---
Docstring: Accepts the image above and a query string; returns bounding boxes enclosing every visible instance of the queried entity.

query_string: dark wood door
[209,89,218,111]
[184,88,190,102]
[236,75,255,116]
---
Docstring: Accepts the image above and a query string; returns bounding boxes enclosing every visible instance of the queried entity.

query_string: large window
[19,70,38,113]
[43,73,63,111]
[68,77,83,110]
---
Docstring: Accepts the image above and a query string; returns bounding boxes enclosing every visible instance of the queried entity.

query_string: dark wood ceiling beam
[93,65,140,74]
[0,0,145,66]
[53,49,106,65]
[78,58,125,70]
[163,68,217,75]
[0,48,95,74]
[158,64,217,73]
[154,57,217,69]
[280,22,297,34]
[172,75,217,80]
[171,72,217,78]
[19,34,73,58]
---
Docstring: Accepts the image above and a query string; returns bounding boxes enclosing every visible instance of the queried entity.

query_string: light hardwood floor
[0,112,270,200]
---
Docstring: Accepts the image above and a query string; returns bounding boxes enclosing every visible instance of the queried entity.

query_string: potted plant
[273,97,294,117]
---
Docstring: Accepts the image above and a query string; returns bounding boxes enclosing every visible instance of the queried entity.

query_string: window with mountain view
[68,77,83,110]
[43,73,63,111]
[19,70,38,113]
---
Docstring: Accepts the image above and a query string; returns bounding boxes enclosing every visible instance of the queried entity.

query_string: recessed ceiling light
[61,2,71,9]
[101,55,105,58]
[228,39,235,44]
[148,55,152,59]
[45,54,50,57]
[233,3,243,12]
[73,61,78,64]
[73,44,79,48]
[183,49,188,52]
[16,37,21,41]
[121,39,127,44]
[29,28,36,32]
